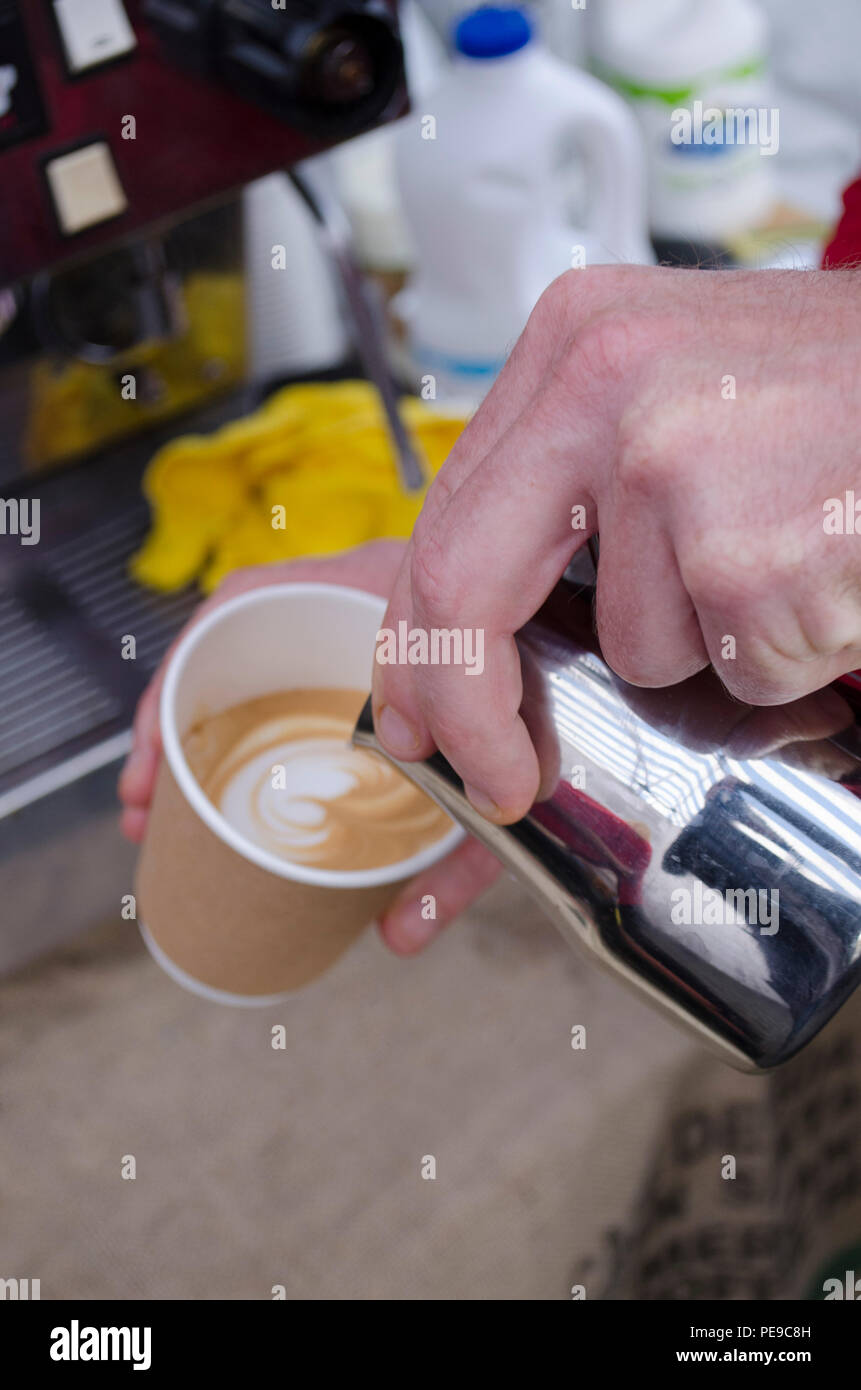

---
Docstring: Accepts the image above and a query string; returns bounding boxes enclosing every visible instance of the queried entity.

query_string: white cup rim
[159,582,465,888]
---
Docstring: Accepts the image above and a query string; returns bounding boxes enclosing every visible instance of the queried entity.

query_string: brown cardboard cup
[135,583,462,1005]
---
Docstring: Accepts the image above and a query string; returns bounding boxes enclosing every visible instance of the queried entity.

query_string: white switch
[53,0,136,74]
[46,142,128,235]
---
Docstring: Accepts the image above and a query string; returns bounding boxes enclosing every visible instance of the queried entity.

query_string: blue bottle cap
[454,7,533,59]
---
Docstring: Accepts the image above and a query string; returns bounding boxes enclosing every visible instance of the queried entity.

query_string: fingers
[378,836,503,955]
[368,302,577,759]
[684,540,861,704]
[120,805,149,845]
[374,403,598,821]
[595,518,709,686]
[370,270,618,770]
[117,675,163,829]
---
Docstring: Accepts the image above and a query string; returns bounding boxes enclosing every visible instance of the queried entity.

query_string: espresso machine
[0,0,407,972]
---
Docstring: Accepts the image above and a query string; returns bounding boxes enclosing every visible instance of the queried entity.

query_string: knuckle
[683,536,790,616]
[527,268,643,361]
[613,407,680,497]
[577,313,639,380]
[569,299,654,382]
[530,269,587,331]
[514,275,572,364]
[554,265,641,317]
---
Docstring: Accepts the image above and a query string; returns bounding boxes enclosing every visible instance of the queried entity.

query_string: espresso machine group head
[143,0,403,138]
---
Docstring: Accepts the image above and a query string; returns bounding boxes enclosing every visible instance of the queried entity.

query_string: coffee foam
[183,689,452,872]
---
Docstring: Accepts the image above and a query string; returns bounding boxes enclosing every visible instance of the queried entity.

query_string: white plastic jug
[591,0,776,242]
[394,5,652,405]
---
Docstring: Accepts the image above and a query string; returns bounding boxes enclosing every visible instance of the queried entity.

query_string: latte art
[214,721,445,867]
[183,690,452,871]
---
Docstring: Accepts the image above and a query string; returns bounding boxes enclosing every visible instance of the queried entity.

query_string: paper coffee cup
[135,583,463,1005]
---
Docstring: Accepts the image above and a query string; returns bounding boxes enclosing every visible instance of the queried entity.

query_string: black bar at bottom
[2,1297,857,1373]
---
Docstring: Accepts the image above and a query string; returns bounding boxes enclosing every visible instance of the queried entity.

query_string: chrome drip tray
[0,588,123,786]
[1,520,201,820]
[0,500,198,815]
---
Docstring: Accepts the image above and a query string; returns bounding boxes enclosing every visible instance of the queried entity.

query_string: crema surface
[183,689,451,871]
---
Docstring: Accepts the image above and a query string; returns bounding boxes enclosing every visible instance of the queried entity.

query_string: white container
[137,584,463,1006]
[394,6,652,405]
[591,0,777,241]
[243,172,348,380]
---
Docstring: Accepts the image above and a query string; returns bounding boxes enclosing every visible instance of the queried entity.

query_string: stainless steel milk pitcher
[354,562,861,1071]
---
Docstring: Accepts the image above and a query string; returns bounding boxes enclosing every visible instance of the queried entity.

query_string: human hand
[372,265,861,824]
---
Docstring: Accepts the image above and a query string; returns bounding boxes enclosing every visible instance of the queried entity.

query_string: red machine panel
[0,0,405,283]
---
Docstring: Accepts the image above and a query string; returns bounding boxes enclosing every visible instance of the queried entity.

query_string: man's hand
[119,539,501,955]
[372,265,861,825]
